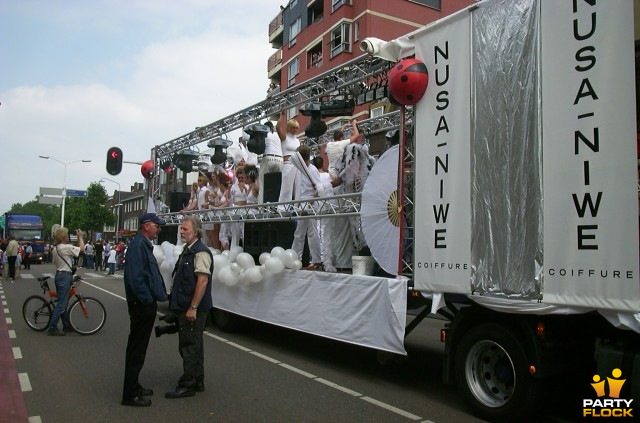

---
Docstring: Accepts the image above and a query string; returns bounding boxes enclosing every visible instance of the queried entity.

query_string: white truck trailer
[154,0,639,420]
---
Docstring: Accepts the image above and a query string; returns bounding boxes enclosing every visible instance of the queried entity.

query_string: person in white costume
[290,145,322,269]
[276,110,301,206]
[322,119,361,272]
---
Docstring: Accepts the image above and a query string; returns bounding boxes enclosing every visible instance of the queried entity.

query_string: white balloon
[265,257,285,274]
[236,252,255,269]
[245,266,263,283]
[213,255,230,279]
[209,247,221,256]
[230,262,242,274]
[153,245,165,263]
[221,250,230,258]
[260,264,269,275]
[283,249,298,268]
[270,246,285,258]
[173,245,183,258]
[259,252,271,265]
[218,265,239,286]
[291,260,303,270]
[229,246,243,263]
[238,269,248,284]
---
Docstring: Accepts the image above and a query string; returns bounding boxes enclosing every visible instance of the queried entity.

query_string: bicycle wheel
[22,295,52,331]
[68,296,107,335]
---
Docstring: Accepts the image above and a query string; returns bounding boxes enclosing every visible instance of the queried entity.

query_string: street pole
[100,178,121,243]
[39,156,92,227]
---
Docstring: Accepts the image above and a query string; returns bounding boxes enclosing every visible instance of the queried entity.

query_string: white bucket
[352,256,375,276]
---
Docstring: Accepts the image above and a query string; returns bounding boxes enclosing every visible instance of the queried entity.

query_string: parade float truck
[153,1,639,420]
[3,213,46,263]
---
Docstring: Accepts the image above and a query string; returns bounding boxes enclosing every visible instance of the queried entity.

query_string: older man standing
[5,236,19,281]
[121,213,168,407]
[165,216,213,399]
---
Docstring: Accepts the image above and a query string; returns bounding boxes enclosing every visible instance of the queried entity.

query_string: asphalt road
[1,264,577,422]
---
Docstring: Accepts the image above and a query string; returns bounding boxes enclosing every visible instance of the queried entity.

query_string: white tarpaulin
[541,1,640,311]
[413,10,472,293]
[212,271,408,355]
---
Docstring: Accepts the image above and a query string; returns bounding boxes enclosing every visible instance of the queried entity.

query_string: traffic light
[106,147,123,175]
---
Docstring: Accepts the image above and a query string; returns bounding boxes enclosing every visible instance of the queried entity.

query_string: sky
[0,0,285,215]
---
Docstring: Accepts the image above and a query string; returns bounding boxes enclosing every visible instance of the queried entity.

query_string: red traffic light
[106,147,123,175]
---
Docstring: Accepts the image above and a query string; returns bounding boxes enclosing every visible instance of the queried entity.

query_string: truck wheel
[453,323,538,422]
[211,308,243,333]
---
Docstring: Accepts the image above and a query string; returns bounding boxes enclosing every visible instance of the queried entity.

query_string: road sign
[66,189,87,198]
[39,196,63,205]
[40,187,63,196]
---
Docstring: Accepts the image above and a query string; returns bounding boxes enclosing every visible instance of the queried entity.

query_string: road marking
[250,351,281,364]
[361,396,422,420]
[80,280,126,301]
[18,373,32,392]
[316,378,362,397]
[13,347,22,359]
[6,317,12,324]
[28,417,42,423]
[4,308,9,314]
[203,325,431,421]
[20,274,35,279]
[2,301,7,306]
[278,363,316,379]
[9,330,16,339]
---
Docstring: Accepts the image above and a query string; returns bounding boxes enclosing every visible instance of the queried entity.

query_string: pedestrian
[107,246,117,275]
[49,227,85,336]
[165,216,213,399]
[24,242,32,270]
[94,241,104,271]
[122,213,168,407]
[5,236,19,281]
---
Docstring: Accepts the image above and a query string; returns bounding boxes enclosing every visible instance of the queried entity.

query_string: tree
[64,182,115,238]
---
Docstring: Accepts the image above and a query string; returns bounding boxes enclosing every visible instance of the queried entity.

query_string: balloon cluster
[153,242,303,289]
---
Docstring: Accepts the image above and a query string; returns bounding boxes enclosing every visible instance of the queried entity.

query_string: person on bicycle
[122,213,168,407]
[165,215,213,399]
[49,227,85,336]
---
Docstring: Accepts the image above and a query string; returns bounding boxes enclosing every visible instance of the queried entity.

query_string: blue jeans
[49,270,71,330]
[108,263,115,274]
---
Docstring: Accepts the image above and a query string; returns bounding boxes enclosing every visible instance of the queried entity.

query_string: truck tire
[211,308,243,333]
[453,323,539,422]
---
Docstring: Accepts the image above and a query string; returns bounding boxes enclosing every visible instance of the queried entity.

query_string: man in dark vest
[165,216,213,399]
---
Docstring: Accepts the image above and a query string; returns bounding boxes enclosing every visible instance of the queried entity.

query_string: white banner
[542,1,640,311]
[413,12,471,293]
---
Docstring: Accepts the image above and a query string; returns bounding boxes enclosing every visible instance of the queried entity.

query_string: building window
[407,0,441,9]
[288,56,299,87]
[370,105,385,118]
[332,0,351,13]
[290,0,298,7]
[354,19,359,41]
[289,17,301,47]
[307,42,323,68]
[330,22,351,58]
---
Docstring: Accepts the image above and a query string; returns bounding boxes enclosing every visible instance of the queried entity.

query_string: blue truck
[3,213,46,264]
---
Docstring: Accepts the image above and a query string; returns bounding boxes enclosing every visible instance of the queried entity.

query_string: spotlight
[300,102,327,138]
[207,138,233,165]
[172,149,200,173]
[244,124,269,155]
[160,160,173,173]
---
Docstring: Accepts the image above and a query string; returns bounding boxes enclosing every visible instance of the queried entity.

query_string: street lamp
[100,178,121,243]
[38,156,92,227]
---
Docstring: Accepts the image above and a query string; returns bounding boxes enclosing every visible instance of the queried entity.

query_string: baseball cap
[139,213,166,226]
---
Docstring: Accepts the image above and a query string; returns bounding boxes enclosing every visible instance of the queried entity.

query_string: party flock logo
[583,368,633,418]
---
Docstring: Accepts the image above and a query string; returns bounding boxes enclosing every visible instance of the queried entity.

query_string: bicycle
[22,274,107,335]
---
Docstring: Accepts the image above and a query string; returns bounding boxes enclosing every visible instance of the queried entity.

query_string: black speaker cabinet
[263,172,282,203]
[169,192,192,212]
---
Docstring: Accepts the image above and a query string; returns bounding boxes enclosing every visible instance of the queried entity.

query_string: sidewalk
[0,281,29,423]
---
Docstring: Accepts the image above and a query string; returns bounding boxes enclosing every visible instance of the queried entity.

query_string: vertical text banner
[542,1,639,311]
[413,12,471,293]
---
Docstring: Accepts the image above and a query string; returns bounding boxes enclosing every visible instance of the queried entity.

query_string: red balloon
[388,58,429,105]
[141,160,155,179]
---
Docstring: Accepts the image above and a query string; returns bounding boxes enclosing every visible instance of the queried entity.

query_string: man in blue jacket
[121,213,168,407]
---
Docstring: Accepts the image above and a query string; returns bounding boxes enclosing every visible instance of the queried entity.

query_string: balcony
[269,12,284,48]
[268,49,283,79]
